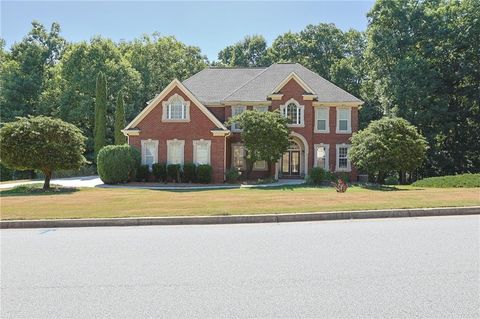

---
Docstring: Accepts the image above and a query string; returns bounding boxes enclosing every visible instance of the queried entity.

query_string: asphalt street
[1,216,479,318]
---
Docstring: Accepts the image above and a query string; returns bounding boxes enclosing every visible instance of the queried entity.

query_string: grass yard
[1,185,479,220]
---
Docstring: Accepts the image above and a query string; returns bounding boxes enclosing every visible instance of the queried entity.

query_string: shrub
[331,179,348,193]
[197,164,212,183]
[152,163,167,182]
[167,164,181,183]
[412,174,480,188]
[136,165,150,182]
[308,167,326,185]
[183,163,196,183]
[97,145,140,184]
[225,167,240,184]
[385,175,399,185]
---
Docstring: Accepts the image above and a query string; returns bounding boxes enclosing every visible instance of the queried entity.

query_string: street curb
[1,206,479,229]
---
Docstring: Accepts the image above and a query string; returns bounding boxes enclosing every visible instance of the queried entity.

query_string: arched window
[281,99,303,126]
[168,97,186,120]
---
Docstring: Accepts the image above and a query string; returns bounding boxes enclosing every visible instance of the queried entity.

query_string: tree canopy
[0,116,86,189]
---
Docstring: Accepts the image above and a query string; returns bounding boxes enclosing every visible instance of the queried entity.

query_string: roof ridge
[221,65,273,101]
[208,66,268,69]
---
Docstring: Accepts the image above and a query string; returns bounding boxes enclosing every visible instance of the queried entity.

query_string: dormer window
[162,94,190,122]
[280,98,304,127]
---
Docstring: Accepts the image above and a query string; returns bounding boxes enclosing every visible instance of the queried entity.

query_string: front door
[281,151,300,176]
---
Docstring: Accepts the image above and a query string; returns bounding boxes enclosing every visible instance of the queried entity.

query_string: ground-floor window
[253,160,267,171]
[336,144,351,171]
[193,140,211,165]
[141,140,159,168]
[232,144,246,170]
[167,139,185,165]
[314,144,329,171]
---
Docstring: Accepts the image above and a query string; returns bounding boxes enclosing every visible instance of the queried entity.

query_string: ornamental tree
[0,116,86,189]
[349,117,428,184]
[227,110,290,178]
[114,90,126,145]
[94,71,107,160]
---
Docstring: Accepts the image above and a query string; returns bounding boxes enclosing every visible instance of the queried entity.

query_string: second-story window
[231,105,246,131]
[281,99,304,127]
[336,108,351,133]
[168,97,186,120]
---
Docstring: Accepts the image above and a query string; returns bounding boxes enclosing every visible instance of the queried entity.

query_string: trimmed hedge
[183,162,196,183]
[197,164,212,183]
[136,165,150,182]
[152,163,167,182]
[97,145,140,184]
[412,174,480,188]
[167,164,181,183]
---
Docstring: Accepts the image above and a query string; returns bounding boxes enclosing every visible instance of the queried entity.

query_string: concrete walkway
[0,176,305,190]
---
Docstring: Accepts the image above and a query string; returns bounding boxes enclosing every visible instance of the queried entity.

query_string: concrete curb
[1,206,479,229]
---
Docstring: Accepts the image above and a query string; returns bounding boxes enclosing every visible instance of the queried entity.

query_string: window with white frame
[167,139,185,165]
[193,140,211,165]
[314,144,329,171]
[253,106,268,113]
[231,106,246,131]
[281,99,304,126]
[336,144,351,171]
[315,107,329,133]
[336,108,351,133]
[232,144,246,169]
[162,94,190,122]
[253,160,267,171]
[141,140,159,168]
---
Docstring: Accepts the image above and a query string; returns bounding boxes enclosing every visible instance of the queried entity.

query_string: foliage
[114,89,126,144]
[364,0,480,175]
[0,183,78,197]
[0,116,86,189]
[225,168,240,184]
[167,164,181,183]
[197,164,212,184]
[227,110,290,177]
[182,162,196,183]
[152,163,167,182]
[94,72,107,159]
[218,35,271,67]
[96,144,140,184]
[136,165,150,182]
[308,167,327,185]
[349,117,428,183]
[412,174,480,188]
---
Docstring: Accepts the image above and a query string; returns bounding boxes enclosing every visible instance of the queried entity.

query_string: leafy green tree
[94,72,107,160]
[349,117,428,184]
[114,89,126,145]
[218,35,271,67]
[227,110,290,178]
[0,21,65,122]
[0,116,86,189]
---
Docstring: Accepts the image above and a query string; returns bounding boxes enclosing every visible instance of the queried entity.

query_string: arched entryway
[276,133,309,179]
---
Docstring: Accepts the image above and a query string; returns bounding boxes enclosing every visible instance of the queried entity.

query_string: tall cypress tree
[94,72,107,160]
[114,89,126,145]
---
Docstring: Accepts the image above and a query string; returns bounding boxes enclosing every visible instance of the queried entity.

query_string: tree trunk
[43,170,52,190]
[377,171,386,185]
[399,171,407,184]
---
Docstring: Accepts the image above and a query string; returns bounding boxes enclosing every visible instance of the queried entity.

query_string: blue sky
[1,1,375,61]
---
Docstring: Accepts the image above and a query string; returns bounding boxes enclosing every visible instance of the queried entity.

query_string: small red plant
[331,178,348,193]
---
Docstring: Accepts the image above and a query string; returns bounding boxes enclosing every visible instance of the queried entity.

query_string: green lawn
[412,173,480,188]
[1,185,479,220]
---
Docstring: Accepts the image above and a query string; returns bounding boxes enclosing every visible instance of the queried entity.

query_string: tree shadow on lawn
[357,184,423,191]
[0,184,79,197]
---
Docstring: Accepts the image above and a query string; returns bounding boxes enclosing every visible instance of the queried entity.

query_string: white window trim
[280,98,305,127]
[141,139,159,168]
[314,143,330,171]
[192,139,211,165]
[253,160,268,171]
[314,107,330,133]
[231,143,246,170]
[162,93,190,122]
[336,107,352,134]
[335,143,351,172]
[253,105,268,113]
[166,139,185,165]
[231,105,246,132]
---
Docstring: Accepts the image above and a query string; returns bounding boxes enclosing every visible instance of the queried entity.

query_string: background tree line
[1,0,478,177]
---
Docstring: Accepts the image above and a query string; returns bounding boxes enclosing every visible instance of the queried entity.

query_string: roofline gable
[271,72,316,95]
[124,79,228,131]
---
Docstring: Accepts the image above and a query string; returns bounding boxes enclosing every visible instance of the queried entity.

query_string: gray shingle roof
[182,63,361,104]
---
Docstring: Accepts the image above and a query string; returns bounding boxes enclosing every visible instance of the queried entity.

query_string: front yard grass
[1,185,479,220]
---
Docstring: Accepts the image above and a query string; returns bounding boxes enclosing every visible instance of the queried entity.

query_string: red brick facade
[126,77,359,183]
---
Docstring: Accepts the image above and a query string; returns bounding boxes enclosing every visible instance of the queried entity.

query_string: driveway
[0,175,103,189]
[1,216,479,318]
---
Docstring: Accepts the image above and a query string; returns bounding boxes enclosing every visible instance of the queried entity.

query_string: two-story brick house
[123,63,363,183]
